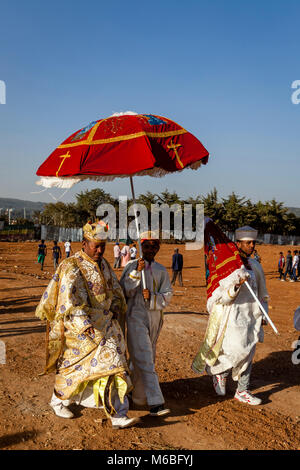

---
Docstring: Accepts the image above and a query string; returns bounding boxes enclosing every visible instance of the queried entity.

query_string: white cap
[235,226,258,241]
[140,230,160,242]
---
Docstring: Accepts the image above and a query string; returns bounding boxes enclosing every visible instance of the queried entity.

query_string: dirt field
[0,241,299,451]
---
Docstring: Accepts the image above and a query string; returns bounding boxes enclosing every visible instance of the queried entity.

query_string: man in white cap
[36,220,139,429]
[120,231,173,417]
[207,226,269,405]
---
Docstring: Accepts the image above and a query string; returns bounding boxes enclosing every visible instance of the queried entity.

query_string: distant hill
[0,197,45,218]
[287,207,300,218]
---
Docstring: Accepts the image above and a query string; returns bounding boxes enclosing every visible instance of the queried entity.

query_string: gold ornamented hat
[235,226,258,241]
[83,220,109,241]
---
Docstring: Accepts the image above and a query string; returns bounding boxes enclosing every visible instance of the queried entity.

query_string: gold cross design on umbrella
[56,151,71,177]
[167,140,184,168]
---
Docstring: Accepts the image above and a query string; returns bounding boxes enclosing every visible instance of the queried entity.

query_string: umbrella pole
[129,176,146,290]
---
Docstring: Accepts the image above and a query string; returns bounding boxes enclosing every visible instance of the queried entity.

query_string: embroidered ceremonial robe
[194,258,269,381]
[119,259,173,406]
[35,250,131,412]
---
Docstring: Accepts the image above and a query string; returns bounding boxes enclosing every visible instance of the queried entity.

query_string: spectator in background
[129,243,137,260]
[113,242,121,268]
[121,241,131,267]
[171,248,183,287]
[64,240,73,258]
[52,241,62,270]
[37,239,47,271]
[290,250,299,282]
[278,252,285,281]
[283,250,293,281]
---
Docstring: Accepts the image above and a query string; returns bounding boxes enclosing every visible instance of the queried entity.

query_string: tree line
[30,188,300,235]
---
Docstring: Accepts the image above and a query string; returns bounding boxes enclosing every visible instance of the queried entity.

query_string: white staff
[245,280,278,335]
[130,176,146,290]
[235,225,279,336]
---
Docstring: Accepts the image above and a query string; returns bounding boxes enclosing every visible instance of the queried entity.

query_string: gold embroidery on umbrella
[167,140,184,168]
[56,151,71,177]
[57,129,187,149]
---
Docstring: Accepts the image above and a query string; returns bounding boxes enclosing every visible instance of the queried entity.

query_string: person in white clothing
[121,242,131,267]
[120,231,173,417]
[64,240,72,258]
[290,250,299,282]
[129,243,137,260]
[206,226,269,406]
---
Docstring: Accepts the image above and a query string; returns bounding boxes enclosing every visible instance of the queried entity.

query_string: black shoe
[149,405,170,417]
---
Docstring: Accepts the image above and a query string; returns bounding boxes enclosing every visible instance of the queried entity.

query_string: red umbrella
[36,112,208,187]
[36,112,210,287]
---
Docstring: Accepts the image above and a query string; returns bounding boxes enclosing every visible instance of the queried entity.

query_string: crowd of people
[34,222,299,430]
[37,239,73,271]
[277,249,300,282]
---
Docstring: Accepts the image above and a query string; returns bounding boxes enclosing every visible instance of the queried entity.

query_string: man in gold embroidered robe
[35,221,139,429]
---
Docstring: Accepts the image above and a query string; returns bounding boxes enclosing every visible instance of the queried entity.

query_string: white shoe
[50,402,74,419]
[212,374,226,396]
[110,415,140,429]
[149,405,170,417]
[234,390,262,405]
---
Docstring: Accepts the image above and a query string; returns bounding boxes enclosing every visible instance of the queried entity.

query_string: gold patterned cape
[192,303,230,374]
[35,250,131,415]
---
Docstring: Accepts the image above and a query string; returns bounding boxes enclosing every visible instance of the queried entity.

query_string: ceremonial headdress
[140,230,160,243]
[235,226,258,241]
[83,220,109,241]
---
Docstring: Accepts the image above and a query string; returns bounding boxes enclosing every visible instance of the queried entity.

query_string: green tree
[76,189,114,222]
[200,188,224,225]
[255,199,288,234]
[155,189,182,206]
[136,191,159,209]
[221,192,251,231]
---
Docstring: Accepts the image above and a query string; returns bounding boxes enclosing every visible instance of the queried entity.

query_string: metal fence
[1,224,300,245]
[40,225,83,242]
[226,231,300,245]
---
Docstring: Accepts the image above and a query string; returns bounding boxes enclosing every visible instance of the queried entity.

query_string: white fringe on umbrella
[36,161,204,189]
[109,111,138,117]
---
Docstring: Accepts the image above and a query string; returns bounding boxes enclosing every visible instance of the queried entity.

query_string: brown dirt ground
[0,241,299,451]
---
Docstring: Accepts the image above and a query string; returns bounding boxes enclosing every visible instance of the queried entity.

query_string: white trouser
[127,308,164,407]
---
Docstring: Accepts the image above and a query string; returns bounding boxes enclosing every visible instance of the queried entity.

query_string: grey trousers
[216,360,253,392]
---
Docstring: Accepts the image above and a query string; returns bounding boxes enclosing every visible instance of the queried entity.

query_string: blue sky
[0,0,300,207]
